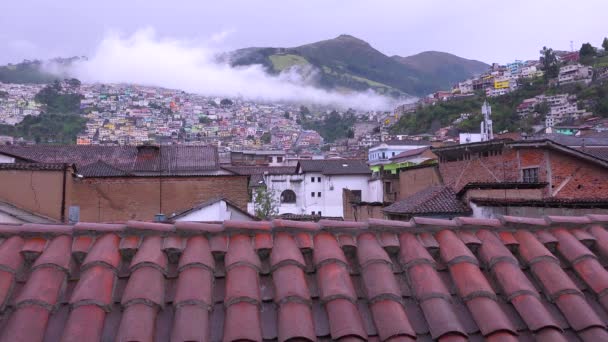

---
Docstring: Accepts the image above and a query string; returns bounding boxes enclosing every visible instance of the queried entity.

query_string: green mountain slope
[391,51,489,89]
[230,35,488,97]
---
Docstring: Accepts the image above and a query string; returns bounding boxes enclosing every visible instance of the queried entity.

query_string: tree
[580,43,597,57]
[603,38,608,53]
[261,131,271,144]
[253,187,278,219]
[219,98,233,106]
[539,46,559,81]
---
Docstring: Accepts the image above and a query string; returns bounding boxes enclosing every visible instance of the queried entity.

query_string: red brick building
[0,145,249,222]
[433,139,608,217]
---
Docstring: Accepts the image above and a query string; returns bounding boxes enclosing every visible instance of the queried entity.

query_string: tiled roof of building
[389,146,430,161]
[298,159,371,175]
[576,147,608,162]
[0,162,71,171]
[223,165,297,175]
[0,145,223,177]
[383,186,470,216]
[382,139,432,146]
[1,215,608,340]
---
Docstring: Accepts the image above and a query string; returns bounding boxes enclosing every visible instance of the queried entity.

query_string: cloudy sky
[1,0,607,65]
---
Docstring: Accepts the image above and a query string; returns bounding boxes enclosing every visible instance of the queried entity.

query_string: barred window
[522,167,539,183]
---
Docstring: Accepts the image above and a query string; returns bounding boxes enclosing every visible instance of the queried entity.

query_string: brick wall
[342,189,385,221]
[547,150,608,199]
[71,176,249,222]
[438,146,608,199]
[0,169,68,221]
[398,166,442,200]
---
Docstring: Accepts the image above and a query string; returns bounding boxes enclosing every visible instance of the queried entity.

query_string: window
[522,167,539,183]
[384,182,392,194]
[317,177,321,182]
[267,156,273,163]
[277,156,283,162]
[351,190,362,202]
[280,190,296,203]
[311,192,315,197]
[382,152,386,159]
[311,177,315,182]
[317,192,322,197]
[311,211,316,215]
[318,211,322,216]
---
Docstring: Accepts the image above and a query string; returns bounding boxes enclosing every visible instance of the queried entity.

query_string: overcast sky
[1,0,607,65]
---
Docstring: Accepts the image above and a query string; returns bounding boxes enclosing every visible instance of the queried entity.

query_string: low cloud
[62,29,401,111]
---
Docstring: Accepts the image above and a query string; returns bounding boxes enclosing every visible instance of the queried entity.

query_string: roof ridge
[0,214,604,236]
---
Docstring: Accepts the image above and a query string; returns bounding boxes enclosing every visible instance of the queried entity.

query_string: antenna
[570,40,574,52]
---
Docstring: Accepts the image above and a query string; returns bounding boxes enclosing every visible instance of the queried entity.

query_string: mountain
[391,51,489,89]
[0,57,83,84]
[229,35,488,97]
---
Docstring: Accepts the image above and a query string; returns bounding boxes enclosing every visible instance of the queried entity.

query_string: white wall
[0,211,23,224]
[266,172,374,217]
[0,154,15,163]
[174,200,253,222]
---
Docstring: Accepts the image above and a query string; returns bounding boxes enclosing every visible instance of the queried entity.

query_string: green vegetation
[253,187,278,220]
[269,54,309,72]
[0,60,60,84]
[0,81,86,143]
[391,77,608,135]
[261,131,271,144]
[540,47,559,81]
[301,108,356,143]
[231,35,489,96]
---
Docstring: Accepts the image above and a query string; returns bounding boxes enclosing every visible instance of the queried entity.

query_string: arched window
[280,190,296,203]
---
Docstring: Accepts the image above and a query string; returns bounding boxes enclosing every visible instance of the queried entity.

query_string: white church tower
[480,100,493,141]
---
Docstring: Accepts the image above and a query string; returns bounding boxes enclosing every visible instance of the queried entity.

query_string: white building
[263,160,378,217]
[559,64,593,85]
[368,140,430,166]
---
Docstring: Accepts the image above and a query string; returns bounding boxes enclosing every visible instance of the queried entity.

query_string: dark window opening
[280,190,296,203]
[317,177,321,182]
[351,190,362,202]
[317,192,321,197]
[277,156,283,162]
[311,192,315,197]
[311,177,315,182]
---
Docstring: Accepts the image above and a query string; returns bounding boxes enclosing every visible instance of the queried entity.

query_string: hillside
[391,51,489,89]
[0,57,83,84]
[229,35,488,97]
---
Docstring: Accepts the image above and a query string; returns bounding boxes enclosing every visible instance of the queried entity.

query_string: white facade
[0,154,15,163]
[368,143,429,165]
[264,172,379,217]
[172,199,253,222]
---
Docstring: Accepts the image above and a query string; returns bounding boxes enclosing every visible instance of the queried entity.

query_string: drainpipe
[61,163,67,222]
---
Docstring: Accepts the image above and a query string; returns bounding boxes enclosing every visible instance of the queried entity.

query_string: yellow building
[494,80,510,89]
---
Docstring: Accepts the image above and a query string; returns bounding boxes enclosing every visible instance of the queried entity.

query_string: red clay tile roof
[0,145,223,177]
[1,215,608,340]
[383,186,470,216]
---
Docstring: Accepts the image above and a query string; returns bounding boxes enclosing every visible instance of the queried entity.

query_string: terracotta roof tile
[0,215,607,340]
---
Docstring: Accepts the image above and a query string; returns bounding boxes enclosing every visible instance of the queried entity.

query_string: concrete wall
[0,169,67,221]
[0,155,15,163]
[173,200,253,222]
[462,188,544,203]
[71,176,249,222]
[471,202,608,218]
[399,166,442,199]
